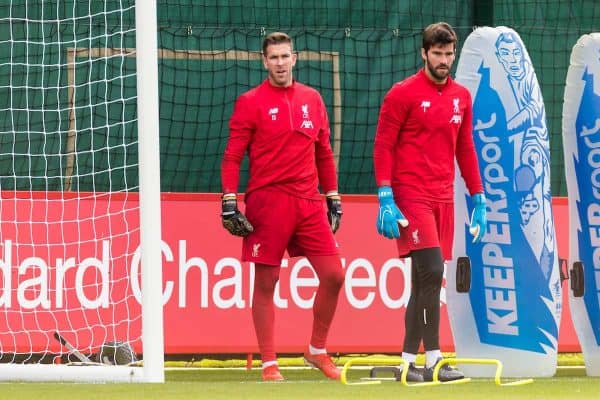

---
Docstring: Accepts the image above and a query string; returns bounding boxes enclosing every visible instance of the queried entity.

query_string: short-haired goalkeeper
[221,31,344,382]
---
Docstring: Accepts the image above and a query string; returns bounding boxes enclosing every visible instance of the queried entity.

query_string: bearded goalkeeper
[373,22,487,382]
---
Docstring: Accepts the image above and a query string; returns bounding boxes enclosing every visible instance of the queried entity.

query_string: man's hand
[326,192,342,233]
[376,186,408,239]
[469,193,487,243]
[221,193,254,237]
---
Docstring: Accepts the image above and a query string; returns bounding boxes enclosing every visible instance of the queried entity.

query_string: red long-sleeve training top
[221,79,338,200]
[373,69,483,201]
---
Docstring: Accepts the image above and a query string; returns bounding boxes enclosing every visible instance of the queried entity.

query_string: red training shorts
[242,188,339,266]
[395,198,454,260]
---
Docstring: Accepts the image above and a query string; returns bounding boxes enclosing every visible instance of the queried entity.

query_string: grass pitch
[0,355,598,400]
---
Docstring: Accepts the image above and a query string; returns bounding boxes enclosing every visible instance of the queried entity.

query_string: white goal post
[0,0,164,383]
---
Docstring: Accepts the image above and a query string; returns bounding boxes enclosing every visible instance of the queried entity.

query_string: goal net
[0,0,163,382]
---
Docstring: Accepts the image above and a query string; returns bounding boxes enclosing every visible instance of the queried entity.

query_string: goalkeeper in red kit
[220,32,344,381]
[373,22,487,382]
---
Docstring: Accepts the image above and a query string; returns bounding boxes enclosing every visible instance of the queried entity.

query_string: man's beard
[426,59,450,82]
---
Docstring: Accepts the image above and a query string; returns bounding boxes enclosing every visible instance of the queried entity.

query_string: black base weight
[369,366,402,381]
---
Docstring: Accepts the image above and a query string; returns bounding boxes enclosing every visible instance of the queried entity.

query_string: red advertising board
[0,193,579,354]
[161,194,579,354]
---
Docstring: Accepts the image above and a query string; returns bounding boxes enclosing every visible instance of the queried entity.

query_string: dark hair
[495,32,521,49]
[262,32,293,55]
[422,22,457,52]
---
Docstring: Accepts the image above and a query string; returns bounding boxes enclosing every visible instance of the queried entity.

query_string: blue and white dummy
[447,26,561,378]
[562,32,600,377]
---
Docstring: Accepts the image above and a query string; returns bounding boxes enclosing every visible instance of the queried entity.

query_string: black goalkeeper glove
[221,194,254,237]
[326,192,342,234]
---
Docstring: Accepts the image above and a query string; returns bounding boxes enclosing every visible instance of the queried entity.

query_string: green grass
[1,368,599,400]
[0,355,597,400]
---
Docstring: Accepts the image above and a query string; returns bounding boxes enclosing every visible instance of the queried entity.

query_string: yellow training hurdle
[340,356,534,386]
[340,357,440,387]
[435,358,534,386]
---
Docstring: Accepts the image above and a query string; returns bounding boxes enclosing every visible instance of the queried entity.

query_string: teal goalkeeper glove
[469,193,487,243]
[376,186,408,239]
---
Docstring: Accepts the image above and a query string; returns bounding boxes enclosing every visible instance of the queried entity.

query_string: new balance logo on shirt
[269,107,279,120]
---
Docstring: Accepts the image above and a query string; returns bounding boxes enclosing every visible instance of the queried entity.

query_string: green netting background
[1,1,598,195]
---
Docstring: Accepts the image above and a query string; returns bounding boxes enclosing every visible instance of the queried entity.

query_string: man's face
[496,41,524,78]
[422,43,455,83]
[262,43,297,87]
